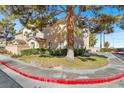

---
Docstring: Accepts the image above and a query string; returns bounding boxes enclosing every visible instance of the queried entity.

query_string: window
[48,42,52,49]
[24,31,28,36]
[33,32,36,37]
[60,41,64,49]
[75,44,81,49]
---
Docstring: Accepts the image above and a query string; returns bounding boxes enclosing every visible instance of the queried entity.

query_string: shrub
[49,48,86,56]
[74,48,86,56]
[21,48,86,56]
[38,48,48,55]
[100,48,118,52]
[117,48,124,52]
[0,48,8,54]
[21,48,50,56]
[21,48,39,56]
[49,49,67,56]
[11,54,22,58]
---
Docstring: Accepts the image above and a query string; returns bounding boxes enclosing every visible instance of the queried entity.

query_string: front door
[31,42,35,48]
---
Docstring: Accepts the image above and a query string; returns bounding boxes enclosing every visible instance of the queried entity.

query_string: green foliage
[74,48,86,56]
[21,48,50,56]
[104,41,110,48]
[49,48,86,56]
[1,5,122,32]
[11,54,22,58]
[21,48,86,56]
[0,5,123,59]
[0,48,8,54]
[21,48,39,56]
[90,14,122,34]
[0,18,16,39]
[49,49,67,56]
[89,32,97,47]
[0,6,57,31]
[100,48,118,52]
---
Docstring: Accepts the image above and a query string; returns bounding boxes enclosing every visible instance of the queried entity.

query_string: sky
[55,6,124,48]
[0,6,124,48]
[95,28,124,48]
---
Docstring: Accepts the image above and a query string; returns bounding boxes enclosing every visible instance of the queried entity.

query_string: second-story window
[48,42,52,49]
[33,32,36,37]
[60,41,64,49]
[24,31,28,36]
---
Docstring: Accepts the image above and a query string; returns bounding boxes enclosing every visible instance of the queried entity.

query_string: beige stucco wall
[14,26,89,50]
[74,32,89,49]
[5,45,29,55]
[28,40,40,48]
[83,32,90,49]
[15,28,35,41]
[43,24,90,49]
[0,40,6,47]
[6,45,18,55]
[22,28,32,35]
[15,34,26,41]
[36,31,44,38]
[43,25,67,49]
[90,47,100,53]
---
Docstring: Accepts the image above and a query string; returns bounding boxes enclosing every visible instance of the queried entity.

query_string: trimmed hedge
[21,48,39,56]
[49,49,67,56]
[0,48,10,54]
[100,48,118,52]
[21,48,50,56]
[21,48,86,56]
[74,48,86,56]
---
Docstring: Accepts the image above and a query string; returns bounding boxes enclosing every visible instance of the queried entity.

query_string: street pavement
[0,53,124,88]
[0,69,22,88]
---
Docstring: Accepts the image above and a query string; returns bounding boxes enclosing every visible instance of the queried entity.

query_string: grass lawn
[17,55,108,70]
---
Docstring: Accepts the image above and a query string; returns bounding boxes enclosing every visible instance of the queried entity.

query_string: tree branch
[53,11,64,17]
[73,5,78,10]
[76,6,83,18]
[59,5,66,12]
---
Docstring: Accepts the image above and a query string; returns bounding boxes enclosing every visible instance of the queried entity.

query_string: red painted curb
[0,61,124,85]
[112,52,124,54]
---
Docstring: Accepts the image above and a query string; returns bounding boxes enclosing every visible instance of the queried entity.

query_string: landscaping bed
[17,55,108,70]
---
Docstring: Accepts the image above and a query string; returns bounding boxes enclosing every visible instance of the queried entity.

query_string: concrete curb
[1,60,124,85]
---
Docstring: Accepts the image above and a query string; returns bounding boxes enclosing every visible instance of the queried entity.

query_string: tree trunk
[103,32,105,48]
[100,32,102,48]
[66,6,75,60]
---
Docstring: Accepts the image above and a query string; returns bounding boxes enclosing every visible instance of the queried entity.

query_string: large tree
[0,18,15,40]
[104,41,110,48]
[0,5,123,60]
[90,14,123,48]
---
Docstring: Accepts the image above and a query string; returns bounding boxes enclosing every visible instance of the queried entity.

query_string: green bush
[38,48,48,54]
[11,54,22,58]
[21,48,39,56]
[49,49,67,56]
[0,48,8,54]
[21,48,86,56]
[117,48,124,52]
[74,48,86,56]
[48,48,86,56]
[100,48,118,52]
[21,48,50,56]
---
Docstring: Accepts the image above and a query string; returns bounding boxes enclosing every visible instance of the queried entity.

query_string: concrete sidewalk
[0,53,124,88]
